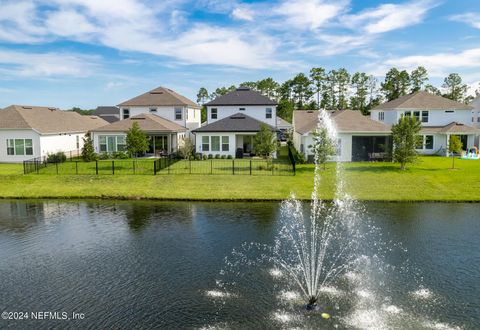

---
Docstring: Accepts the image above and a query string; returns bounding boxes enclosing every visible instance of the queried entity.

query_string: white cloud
[344,0,437,34]
[273,0,348,30]
[364,48,480,77]
[45,10,97,38]
[0,49,100,77]
[450,12,480,29]
[231,7,254,21]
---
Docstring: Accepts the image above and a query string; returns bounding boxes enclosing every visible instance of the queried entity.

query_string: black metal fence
[23,157,295,176]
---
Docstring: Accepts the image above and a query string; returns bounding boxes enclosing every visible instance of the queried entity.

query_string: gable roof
[374,91,473,110]
[118,86,200,108]
[470,95,480,109]
[421,122,480,134]
[193,113,275,133]
[0,105,108,134]
[205,87,277,106]
[276,116,292,129]
[92,113,186,133]
[294,110,391,135]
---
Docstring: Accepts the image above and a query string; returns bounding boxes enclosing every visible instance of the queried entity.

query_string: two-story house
[193,87,277,158]
[118,86,202,132]
[370,91,479,155]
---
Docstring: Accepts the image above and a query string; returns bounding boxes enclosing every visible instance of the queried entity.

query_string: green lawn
[1,156,480,201]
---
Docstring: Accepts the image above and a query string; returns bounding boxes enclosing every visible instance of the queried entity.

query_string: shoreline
[1,196,479,203]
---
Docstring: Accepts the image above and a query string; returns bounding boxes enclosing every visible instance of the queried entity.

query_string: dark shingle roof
[374,91,473,110]
[118,86,200,108]
[193,113,275,133]
[294,110,391,134]
[205,87,277,106]
[94,106,119,115]
[92,113,186,133]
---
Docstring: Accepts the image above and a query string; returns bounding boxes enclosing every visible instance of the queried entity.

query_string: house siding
[120,106,200,132]
[207,105,276,127]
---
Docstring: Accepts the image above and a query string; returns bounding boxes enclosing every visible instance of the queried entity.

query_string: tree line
[197,67,478,122]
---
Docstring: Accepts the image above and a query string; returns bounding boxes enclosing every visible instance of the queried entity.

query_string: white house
[204,86,277,127]
[370,91,479,155]
[0,105,108,163]
[90,113,187,156]
[193,87,278,158]
[470,95,480,128]
[117,86,201,132]
[293,110,392,162]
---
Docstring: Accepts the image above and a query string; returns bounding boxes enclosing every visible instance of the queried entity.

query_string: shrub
[227,155,233,159]
[112,151,129,159]
[47,152,67,163]
[208,154,213,159]
[99,152,110,160]
[214,154,220,159]
[202,154,208,160]
[195,154,202,161]
[220,155,226,159]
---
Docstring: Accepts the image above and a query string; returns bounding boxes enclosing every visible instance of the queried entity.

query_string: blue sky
[0,0,479,108]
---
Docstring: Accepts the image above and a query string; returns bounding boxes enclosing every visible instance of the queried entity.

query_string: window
[6,139,33,156]
[222,136,229,151]
[202,136,209,151]
[413,111,420,122]
[211,108,218,119]
[416,135,434,150]
[239,107,246,111]
[378,111,385,121]
[149,108,157,113]
[76,136,80,149]
[422,111,429,123]
[6,139,14,155]
[175,107,182,120]
[415,135,423,149]
[478,111,480,123]
[404,111,411,117]
[14,139,25,155]
[122,108,130,119]
[445,110,455,113]
[211,136,220,151]
[266,108,272,119]
[425,135,434,149]
[99,135,125,152]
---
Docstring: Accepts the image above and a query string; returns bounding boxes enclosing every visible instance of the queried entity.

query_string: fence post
[96,160,98,175]
[36,160,39,174]
[75,161,78,175]
[23,161,26,175]
[250,159,252,175]
[133,160,136,174]
[189,159,192,174]
[154,160,157,175]
[232,159,235,175]
[168,158,170,174]
[210,159,213,174]
[56,162,58,175]
[112,161,115,175]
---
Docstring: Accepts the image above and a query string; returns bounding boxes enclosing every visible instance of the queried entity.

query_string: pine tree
[391,116,421,170]
[81,133,97,162]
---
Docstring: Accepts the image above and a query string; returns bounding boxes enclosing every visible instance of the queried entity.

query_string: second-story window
[149,108,157,113]
[266,108,272,119]
[422,111,429,123]
[211,108,218,119]
[413,111,420,121]
[378,112,385,121]
[239,107,245,111]
[174,107,182,120]
[122,108,130,119]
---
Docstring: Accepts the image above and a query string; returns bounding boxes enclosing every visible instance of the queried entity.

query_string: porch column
[446,134,450,157]
[169,134,172,153]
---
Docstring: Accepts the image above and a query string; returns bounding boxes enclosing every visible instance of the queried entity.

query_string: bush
[99,152,110,160]
[202,154,208,160]
[227,155,233,159]
[214,154,220,159]
[221,155,226,159]
[208,154,213,159]
[47,152,67,163]
[195,154,202,161]
[112,151,129,159]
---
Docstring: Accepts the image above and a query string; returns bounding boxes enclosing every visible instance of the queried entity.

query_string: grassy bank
[1,156,480,201]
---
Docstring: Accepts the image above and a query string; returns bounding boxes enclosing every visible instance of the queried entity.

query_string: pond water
[0,200,478,329]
